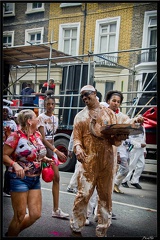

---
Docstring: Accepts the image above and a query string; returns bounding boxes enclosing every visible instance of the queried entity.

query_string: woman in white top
[38,95,69,219]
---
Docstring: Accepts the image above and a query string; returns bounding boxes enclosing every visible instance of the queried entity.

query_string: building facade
[3,2,157,112]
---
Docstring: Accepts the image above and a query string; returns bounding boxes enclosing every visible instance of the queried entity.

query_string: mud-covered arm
[73,117,87,163]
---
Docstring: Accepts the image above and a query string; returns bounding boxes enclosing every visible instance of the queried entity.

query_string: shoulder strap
[52,115,54,140]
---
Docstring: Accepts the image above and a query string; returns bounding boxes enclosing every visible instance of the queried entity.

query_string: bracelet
[53,148,57,153]
[10,160,15,167]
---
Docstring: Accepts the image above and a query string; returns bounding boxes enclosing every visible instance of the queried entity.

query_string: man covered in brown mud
[70,85,143,237]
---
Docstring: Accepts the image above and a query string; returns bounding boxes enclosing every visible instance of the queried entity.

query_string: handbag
[42,163,54,183]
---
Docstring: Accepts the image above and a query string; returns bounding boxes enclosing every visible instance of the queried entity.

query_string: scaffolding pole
[3,41,157,118]
[19,46,157,64]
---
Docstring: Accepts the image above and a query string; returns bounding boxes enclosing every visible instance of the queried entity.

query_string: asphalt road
[2,171,157,238]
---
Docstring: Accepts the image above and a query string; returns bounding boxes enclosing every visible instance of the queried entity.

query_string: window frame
[141,10,157,62]
[25,27,44,45]
[25,3,45,14]
[60,3,82,8]
[3,31,14,47]
[3,3,15,17]
[142,10,157,49]
[58,22,80,56]
[94,17,120,64]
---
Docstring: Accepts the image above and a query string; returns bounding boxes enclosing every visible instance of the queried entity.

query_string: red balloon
[42,165,54,182]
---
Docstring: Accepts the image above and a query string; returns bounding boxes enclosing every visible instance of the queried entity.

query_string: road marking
[112,200,157,212]
[41,187,157,213]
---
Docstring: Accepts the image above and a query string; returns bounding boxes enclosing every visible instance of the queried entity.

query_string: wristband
[10,160,15,167]
[53,148,57,153]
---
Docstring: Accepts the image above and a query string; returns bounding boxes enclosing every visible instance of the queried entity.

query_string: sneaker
[52,208,69,218]
[85,218,90,226]
[67,187,77,193]
[131,183,142,189]
[122,182,129,188]
[113,184,124,194]
[112,213,117,219]
[3,192,11,197]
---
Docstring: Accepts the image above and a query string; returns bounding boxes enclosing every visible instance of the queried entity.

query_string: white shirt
[100,102,109,108]
[129,126,146,153]
[117,139,131,159]
[38,113,58,140]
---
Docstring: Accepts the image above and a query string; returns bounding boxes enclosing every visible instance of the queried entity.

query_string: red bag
[143,117,157,128]
[143,107,157,121]
[142,107,157,129]
[42,164,54,183]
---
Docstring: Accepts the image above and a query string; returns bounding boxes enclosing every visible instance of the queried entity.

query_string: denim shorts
[9,172,41,192]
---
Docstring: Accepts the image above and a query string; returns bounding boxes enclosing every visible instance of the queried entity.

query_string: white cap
[80,85,96,93]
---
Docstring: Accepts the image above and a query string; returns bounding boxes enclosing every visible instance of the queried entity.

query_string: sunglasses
[81,91,94,98]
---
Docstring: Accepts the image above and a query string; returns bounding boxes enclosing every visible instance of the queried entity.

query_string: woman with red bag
[3,109,54,236]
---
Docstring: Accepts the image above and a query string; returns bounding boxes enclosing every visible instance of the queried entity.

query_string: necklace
[89,107,101,120]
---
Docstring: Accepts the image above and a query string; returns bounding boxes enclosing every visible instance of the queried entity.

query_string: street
[2,171,157,238]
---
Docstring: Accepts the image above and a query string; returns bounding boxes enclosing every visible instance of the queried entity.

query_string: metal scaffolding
[3,42,157,118]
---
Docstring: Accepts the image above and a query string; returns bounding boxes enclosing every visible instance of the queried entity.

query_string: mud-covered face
[107,94,121,112]
[81,90,96,107]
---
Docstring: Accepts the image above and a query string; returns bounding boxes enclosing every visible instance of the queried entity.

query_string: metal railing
[137,49,157,64]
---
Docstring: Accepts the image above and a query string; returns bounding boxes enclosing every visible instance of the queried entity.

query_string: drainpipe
[82,3,87,55]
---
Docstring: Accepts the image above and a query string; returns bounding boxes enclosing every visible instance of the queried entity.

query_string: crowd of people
[3,83,146,237]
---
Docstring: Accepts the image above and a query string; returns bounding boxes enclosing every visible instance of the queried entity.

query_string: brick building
[3,2,157,110]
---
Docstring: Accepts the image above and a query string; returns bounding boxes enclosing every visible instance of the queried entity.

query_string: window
[141,11,157,62]
[3,31,14,47]
[94,17,120,65]
[32,3,43,9]
[25,3,45,14]
[58,23,80,56]
[25,28,44,45]
[105,82,114,94]
[3,3,15,17]
[60,3,82,8]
